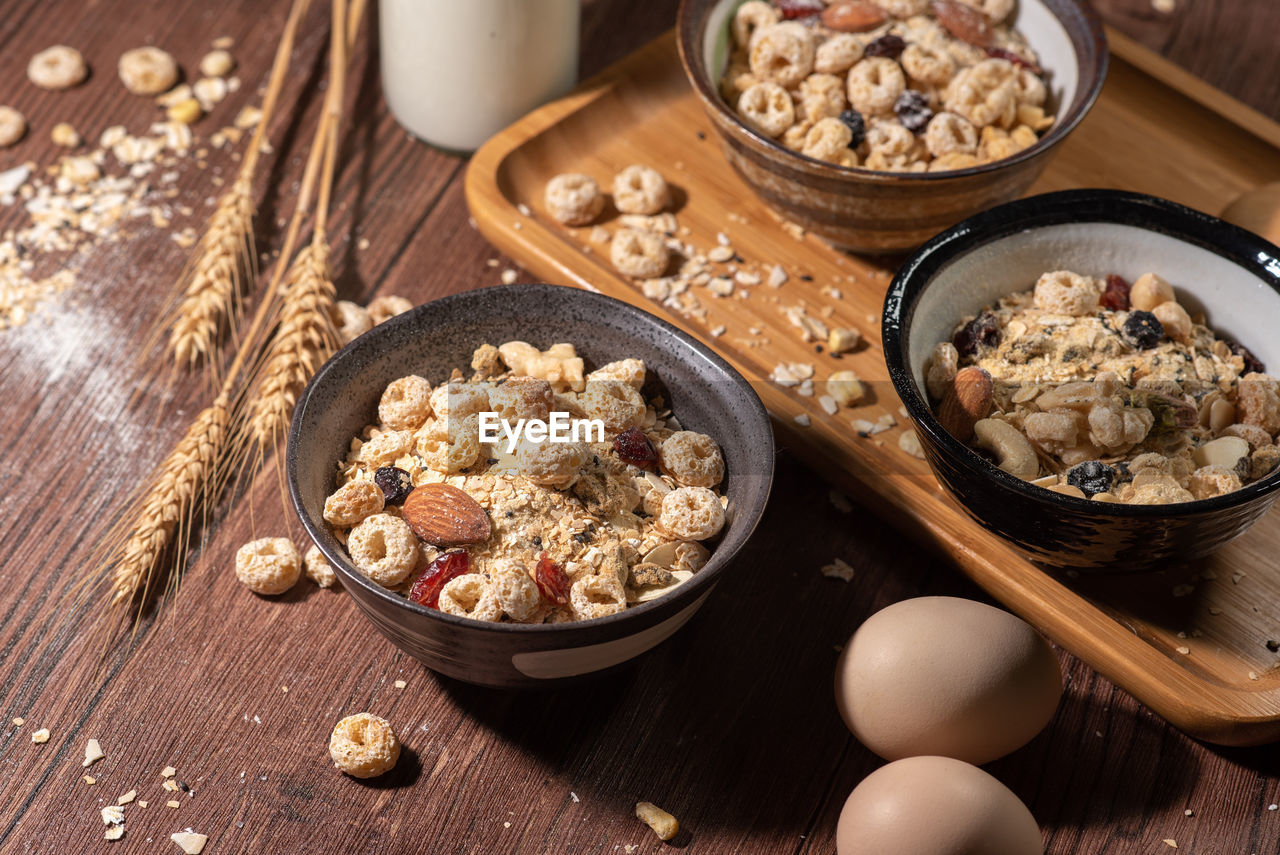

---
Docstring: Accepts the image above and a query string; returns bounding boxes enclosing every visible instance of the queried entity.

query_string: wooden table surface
[2,1,1279,853]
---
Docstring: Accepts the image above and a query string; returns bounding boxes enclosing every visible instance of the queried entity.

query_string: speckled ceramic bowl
[677,0,1107,253]
[288,284,773,687]
[883,189,1280,572]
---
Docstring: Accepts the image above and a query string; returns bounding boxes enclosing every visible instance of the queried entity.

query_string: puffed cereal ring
[304,544,340,589]
[379,375,434,431]
[799,74,848,122]
[943,59,1017,128]
[489,375,554,423]
[570,574,627,620]
[749,22,815,89]
[430,381,490,421]
[1033,270,1101,317]
[846,57,906,116]
[612,165,670,216]
[800,117,854,163]
[866,119,915,156]
[324,479,385,527]
[581,379,647,433]
[610,228,669,279]
[658,486,725,542]
[416,414,480,474]
[587,358,646,390]
[367,294,413,325]
[489,559,544,622]
[814,33,864,75]
[516,439,590,489]
[924,111,978,157]
[659,431,725,488]
[329,713,400,779]
[333,300,372,344]
[545,172,604,226]
[0,106,26,148]
[347,513,420,587]
[673,541,710,575]
[1015,67,1047,106]
[901,43,956,87]
[928,152,979,171]
[733,0,779,50]
[118,47,179,95]
[28,46,87,90]
[737,81,795,139]
[234,537,302,595]
[438,573,502,621]
[781,118,815,152]
[357,429,414,468]
[863,150,927,172]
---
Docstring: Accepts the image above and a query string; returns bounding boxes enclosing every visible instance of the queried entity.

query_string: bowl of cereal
[883,188,1280,572]
[676,0,1107,253]
[288,283,773,687]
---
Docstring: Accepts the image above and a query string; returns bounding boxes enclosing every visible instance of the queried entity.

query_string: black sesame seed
[1267,639,1280,652]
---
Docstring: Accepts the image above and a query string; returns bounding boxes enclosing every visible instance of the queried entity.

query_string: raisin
[535,552,572,606]
[775,0,824,19]
[932,0,993,48]
[837,108,866,148]
[1099,274,1131,311]
[952,311,1001,357]
[1267,639,1280,653]
[1066,461,1115,498]
[864,34,907,59]
[613,427,658,468]
[1226,339,1266,374]
[408,550,471,609]
[1121,310,1164,350]
[373,466,413,506]
[894,90,933,134]
[984,46,1041,74]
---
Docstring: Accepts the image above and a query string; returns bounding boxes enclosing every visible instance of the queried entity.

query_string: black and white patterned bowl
[288,284,774,687]
[883,189,1280,572]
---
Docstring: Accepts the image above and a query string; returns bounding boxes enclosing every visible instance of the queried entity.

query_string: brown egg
[835,596,1062,764]
[836,756,1043,855]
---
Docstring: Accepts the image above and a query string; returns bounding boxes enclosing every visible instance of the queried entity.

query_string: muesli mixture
[926,270,1280,504]
[721,0,1054,172]
[323,341,729,623]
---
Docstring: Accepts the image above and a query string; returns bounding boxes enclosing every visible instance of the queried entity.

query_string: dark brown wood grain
[0,0,1277,853]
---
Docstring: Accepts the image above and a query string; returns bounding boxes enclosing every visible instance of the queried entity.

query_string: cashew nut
[972,418,1039,480]
[497,341,585,392]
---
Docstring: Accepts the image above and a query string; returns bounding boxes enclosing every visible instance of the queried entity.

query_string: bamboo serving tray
[465,29,1280,745]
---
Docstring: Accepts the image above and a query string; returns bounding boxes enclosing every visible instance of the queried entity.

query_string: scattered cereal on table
[501,268,519,285]
[234,537,302,595]
[612,165,669,215]
[51,122,81,148]
[544,172,604,226]
[84,775,96,785]
[171,831,209,854]
[104,826,124,841]
[31,727,49,743]
[821,558,855,581]
[0,106,26,147]
[119,46,179,95]
[28,45,87,89]
[101,806,125,826]
[162,765,177,778]
[166,800,181,809]
[199,48,235,78]
[84,738,105,767]
[118,790,137,805]
[635,801,679,841]
[329,713,400,778]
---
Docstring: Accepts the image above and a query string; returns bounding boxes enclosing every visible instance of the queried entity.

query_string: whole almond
[821,1,887,32]
[932,0,994,48]
[938,366,994,441]
[401,483,491,546]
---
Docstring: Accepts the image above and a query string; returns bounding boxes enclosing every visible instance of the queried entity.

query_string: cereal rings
[516,439,590,489]
[324,479,385,527]
[1033,270,1102,317]
[866,119,916,156]
[234,537,302,595]
[357,429,414,468]
[430,381,490,421]
[749,22,816,89]
[367,294,413,325]
[199,49,235,78]
[545,172,604,226]
[902,42,956,86]
[587,358,646,390]
[659,431,725,488]
[814,34,864,75]
[733,0,779,50]
[612,165,670,216]
[416,414,481,474]
[333,300,373,344]
[924,111,978,156]
[489,559,544,622]
[737,81,795,138]
[489,375,554,423]
[610,228,669,279]
[118,47,179,95]
[799,74,848,122]
[28,46,87,89]
[1015,67,1047,106]
[304,544,339,588]
[581,379,647,433]
[658,486,726,542]
[801,117,855,163]
[379,375,434,431]
[347,513,420,587]
[943,59,1018,128]
[329,713,400,779]
[847,57,907,116]
[570,574,627,620]
[0,106,26,148]
[438,573,502,621]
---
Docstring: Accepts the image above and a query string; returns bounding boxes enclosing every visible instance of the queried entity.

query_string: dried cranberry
[1226,339,1266,374]
[373,466,413,506]
[775,0,824,19]
[837,108,866,148]
[1066,461,1114,497]
[408,551,471,609]
[1121,310,1164,350]
[985,46,1041,74]
[613,427,658,468]
[534,552,571,606]
[952,311,1001,357]
[1099,274,1131,311]
[894,90,933,134]
[864,34,907,59]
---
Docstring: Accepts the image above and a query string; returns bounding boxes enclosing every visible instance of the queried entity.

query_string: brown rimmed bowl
[883,189,1280,572]
[287,284,774,687]
[676,0,1108,253]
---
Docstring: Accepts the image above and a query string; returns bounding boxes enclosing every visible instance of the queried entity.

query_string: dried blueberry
[837,108,866,148]
[864,34,906,59]
[1121,310,1164,350]
[1066,461,1115,498]
[373,466,413,506]
[952,311,1001,357]
[894,90,933,134]
[1226,339,1266,374]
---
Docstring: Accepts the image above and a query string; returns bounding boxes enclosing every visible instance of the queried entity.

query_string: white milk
[379,0,580,153]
